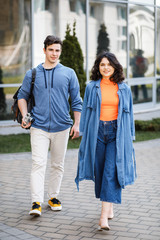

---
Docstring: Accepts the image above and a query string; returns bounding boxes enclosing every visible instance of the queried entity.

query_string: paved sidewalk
[0,139,160,240]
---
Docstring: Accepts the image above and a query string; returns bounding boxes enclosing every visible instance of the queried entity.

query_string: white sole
[29,209,41,216]
[98,225,110,231]
[48,204,62,211]
[108,215,114,220]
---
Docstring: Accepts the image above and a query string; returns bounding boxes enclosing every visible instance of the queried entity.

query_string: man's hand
[70,111,81,139]
[70,123,79,139]
[18,99,31,129]
[21,116,31,129]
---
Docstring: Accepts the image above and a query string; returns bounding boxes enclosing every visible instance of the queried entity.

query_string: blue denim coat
[75,79,137,190]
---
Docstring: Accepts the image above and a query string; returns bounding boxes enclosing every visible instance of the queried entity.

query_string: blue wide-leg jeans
[94,120,122,204]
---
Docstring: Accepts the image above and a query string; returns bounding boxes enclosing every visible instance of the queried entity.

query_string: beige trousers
[30,127,70,203]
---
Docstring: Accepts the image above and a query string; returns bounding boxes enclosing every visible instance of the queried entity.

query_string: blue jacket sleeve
[17,70,32,101]
[69,70,82,112]
[79,84,89,136]
[129,88,135,140]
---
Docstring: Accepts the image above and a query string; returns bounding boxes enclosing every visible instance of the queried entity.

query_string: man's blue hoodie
[18,63,82,132]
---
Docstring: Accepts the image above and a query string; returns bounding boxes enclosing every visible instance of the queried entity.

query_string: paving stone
[24,229,45,237]
[1,236,19,240]
[92,233,117,239]
[150,226,160,231]
[16,233,39,239]
[116,218,140,224]
[71,221,94,227]
[37,222,60,228]
[115,237,136,240]
[150,231,160,236]
[0,139,160,240]
[4,222,20,227]
[139,220,160,227]
[138,234,160,239]
[64,235,82,240]
[78,231,95,237]
[57,224,80,230]
[0,232,9,238]
[128,228,151,234]
[114,231,139,238]
[56,229,80,235]
[17,224,38,230]
[43,232,66,239]
[127,223,149,230]
[4,228,27,236]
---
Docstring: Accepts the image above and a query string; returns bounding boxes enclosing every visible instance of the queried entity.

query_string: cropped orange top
[100,78,119,121]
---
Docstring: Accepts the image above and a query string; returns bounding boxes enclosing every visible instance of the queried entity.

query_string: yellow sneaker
[48,198,62,211]
[29,202,41,216]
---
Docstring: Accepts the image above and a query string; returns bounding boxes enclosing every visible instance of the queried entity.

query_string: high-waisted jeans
[94,120,122,204]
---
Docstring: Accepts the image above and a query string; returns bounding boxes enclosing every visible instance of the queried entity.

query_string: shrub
[135,118,160,131]
[60,21,86,99]
[97,23,110,56]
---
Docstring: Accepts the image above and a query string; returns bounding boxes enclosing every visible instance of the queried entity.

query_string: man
[130,49,148,101]
[18,35,82,216]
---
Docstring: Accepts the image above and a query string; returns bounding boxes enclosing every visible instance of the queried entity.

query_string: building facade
[0,0,160,122]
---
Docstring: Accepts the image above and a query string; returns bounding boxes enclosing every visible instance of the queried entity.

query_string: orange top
[100,78,119,121]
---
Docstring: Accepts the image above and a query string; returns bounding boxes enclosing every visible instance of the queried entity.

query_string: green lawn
[135,131,160,142]
[0,131,160,154]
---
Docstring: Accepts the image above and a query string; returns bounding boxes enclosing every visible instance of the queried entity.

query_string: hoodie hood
[37,63,63,71]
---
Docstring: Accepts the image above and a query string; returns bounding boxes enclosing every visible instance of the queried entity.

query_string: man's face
[43,43,61,65]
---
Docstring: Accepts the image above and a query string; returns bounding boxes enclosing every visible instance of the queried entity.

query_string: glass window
[129,5,154,78]
[69,0,85,14]
[157,0,160,6]
[131,83,152,104]
[129,0,154,4]
[0,0,31,120]
[0,87,19,120]
[157,79,160,102]
[157,7,160,76]
[88,2,127,77]
[33,0,86,67]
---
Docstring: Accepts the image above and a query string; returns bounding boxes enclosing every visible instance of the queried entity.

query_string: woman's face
[99,57,115,79]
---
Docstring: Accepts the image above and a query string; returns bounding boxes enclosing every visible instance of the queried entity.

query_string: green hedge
[135,118,160,131]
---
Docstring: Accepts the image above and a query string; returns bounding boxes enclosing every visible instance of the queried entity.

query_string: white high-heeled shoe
[108,214,114,220]
[98,218,110,231]
[98,225,110,231]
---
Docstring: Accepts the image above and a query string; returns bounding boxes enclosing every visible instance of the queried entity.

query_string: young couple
[18,35,136,231]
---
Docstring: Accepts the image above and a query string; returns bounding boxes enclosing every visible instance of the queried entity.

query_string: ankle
[101,202,113,218]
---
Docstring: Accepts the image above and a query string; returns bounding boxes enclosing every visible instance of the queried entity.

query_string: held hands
[70,123,80,139]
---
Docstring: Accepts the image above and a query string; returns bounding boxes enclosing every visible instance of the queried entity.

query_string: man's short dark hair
[44,35,62,49]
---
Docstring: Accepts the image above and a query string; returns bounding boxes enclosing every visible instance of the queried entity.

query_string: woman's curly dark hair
[90,52,125,83]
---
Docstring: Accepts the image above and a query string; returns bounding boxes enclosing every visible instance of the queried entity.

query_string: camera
[24,113,34,125]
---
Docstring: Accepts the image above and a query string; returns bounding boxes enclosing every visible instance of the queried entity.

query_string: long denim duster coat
[75,79,137,190]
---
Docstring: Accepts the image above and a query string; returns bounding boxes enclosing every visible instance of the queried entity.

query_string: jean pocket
[111,121,117,131]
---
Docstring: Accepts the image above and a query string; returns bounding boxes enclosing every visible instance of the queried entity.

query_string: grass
[0,131,160,154]
[135,131,160,142]
[0,134,81,154]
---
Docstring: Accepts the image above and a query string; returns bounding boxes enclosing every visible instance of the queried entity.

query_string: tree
[0,67,6,114]
[97,23,110,56]
[60,21,86,99]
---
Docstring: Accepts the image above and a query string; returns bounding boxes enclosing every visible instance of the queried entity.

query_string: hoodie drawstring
[51,68,55,88]
[43,68,47,88]
[43,68,55,88]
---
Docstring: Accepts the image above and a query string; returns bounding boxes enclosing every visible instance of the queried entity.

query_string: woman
[75,52,137,231]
